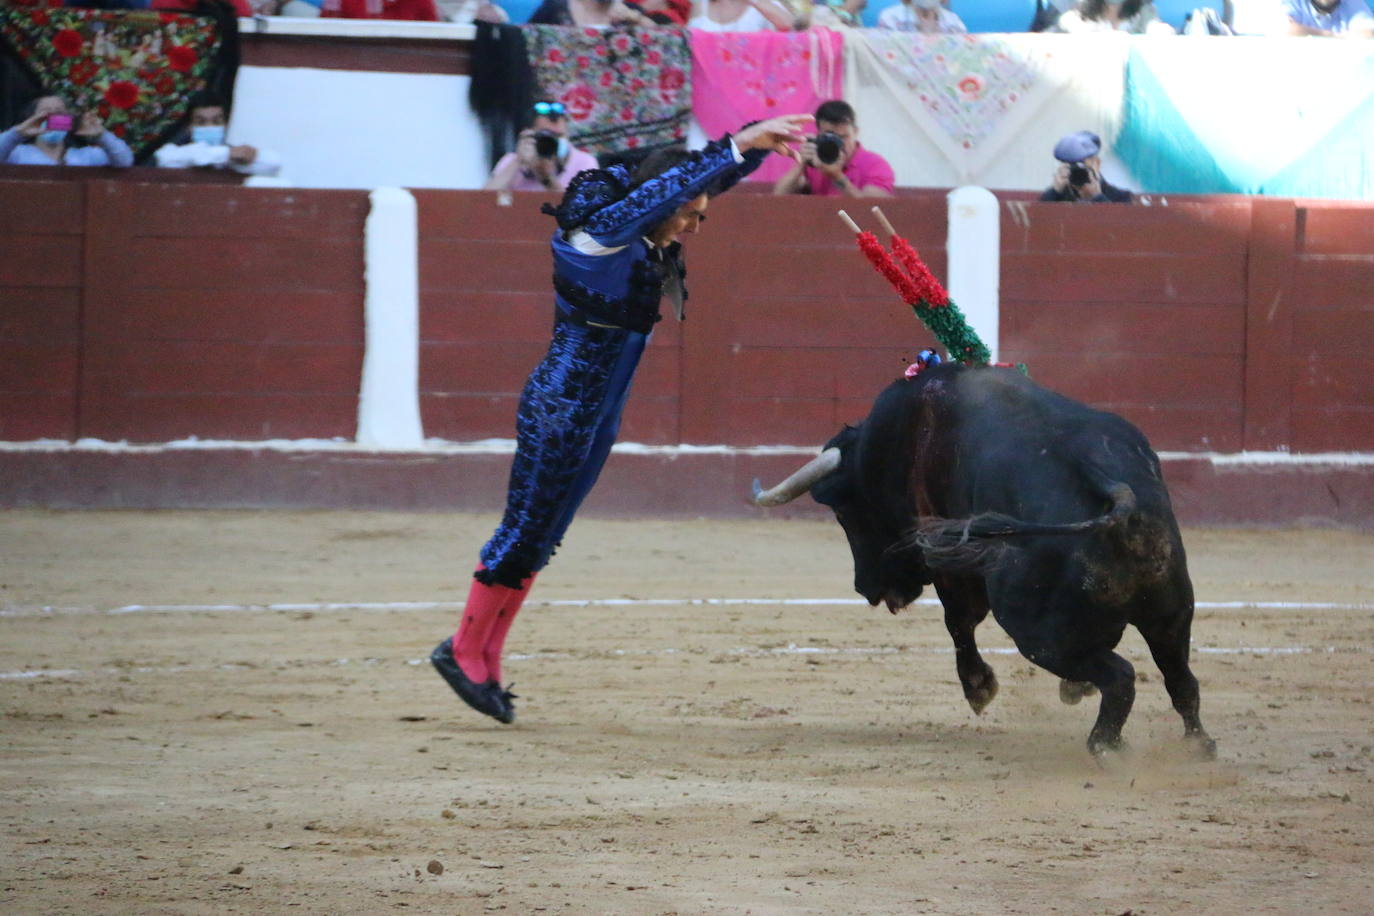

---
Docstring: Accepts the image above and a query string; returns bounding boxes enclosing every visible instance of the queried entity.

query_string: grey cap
[1053,130,1102,163]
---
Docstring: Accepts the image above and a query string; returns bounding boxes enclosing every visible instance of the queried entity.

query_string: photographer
[483,101,598,193]
[0,95,133,168]
[1040,130,1132,203]
[771,100,895,199]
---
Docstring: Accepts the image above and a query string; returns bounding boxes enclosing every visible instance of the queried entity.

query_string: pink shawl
[689,27,845,183]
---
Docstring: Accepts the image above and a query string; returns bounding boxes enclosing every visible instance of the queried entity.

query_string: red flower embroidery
[31,9,49,25]
[103,81,140,111]
[52,28,84,58]
[167,44,198,73]
[617,61,632,74]
[620,107,634,122]
[113,124,127,138]
[612,35,630,53]
[599,70,614,87]
[626,136,640,148]
[561,85,596,122]
[645,49,661,66]
[576,55,590,68]
[658,67,685,99]
[155,73,176,95]
[957,76,983,99]
[547,48,564,63]
[69,58,99,86]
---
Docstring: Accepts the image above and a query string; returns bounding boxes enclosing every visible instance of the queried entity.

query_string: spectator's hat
[1053,131,1102,164]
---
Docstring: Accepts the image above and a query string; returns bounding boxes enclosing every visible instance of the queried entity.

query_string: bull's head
[753,425,930,614]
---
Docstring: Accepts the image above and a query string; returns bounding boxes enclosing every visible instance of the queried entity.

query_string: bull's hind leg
[1047,649,1137,757]
[934,576,997,714]
[1138,618,1216,760]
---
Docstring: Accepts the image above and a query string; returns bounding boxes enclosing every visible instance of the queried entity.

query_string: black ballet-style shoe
[487,681,518,725]
[431,638,511,723]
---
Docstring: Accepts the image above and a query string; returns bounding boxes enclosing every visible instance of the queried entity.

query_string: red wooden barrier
[2,178,1371,456]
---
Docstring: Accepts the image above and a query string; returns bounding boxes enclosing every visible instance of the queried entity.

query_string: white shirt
[689,3,772,30]
[153,141,283,177]
[877,3,968,32]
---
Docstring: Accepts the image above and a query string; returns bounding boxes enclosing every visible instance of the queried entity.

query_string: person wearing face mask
[1280,0,1374,36]
[483,101,599,193]
[0,95,134,167]
[431,114,813,726]
[152,95,283,177]
[1054,0,1174,32]
[877,0,967,33]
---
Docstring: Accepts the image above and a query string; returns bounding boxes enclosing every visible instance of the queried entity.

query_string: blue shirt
[0,128,135,167]
[1281,0,1374,33]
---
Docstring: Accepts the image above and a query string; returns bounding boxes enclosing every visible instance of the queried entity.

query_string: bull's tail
[909,484,1137,574]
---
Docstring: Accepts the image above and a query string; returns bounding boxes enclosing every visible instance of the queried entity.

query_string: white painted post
[357,187,424,449]
[946,186,1000,364]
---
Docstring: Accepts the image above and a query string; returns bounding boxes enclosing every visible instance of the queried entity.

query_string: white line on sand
[3,597,1372,618]
[1,643,1367,681]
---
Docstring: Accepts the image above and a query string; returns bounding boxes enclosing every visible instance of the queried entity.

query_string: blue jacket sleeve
[583,138,769,248]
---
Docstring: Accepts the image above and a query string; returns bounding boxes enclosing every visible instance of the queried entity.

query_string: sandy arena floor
[2,510,1372,915]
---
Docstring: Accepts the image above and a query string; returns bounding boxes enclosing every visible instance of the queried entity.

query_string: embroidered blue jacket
[545,137,768,333]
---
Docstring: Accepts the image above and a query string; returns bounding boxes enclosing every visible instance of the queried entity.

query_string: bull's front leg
[934,576,997,714]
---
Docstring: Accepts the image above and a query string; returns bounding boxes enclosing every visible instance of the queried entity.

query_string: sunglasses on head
[533,102,566,116]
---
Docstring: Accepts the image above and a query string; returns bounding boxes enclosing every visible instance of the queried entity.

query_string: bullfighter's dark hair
[630,146,693,189]
[815,99,857,126]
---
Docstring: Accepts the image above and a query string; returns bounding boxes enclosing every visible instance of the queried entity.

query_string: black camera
[533,130,560,159]
[1067,162,1091,186]
[814,131,844,166]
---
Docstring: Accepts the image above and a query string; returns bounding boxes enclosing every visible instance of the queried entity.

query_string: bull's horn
[752,448,841,507]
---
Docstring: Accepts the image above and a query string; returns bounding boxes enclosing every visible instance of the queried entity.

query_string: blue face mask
[556,137,570,160]
[191,125,226,145]
[38,129,67,146]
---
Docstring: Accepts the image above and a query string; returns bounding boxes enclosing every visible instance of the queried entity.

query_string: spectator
[877,0,967,32]
[152,0,255,16]
[1279,0,1374,36]
[801,0,867,26]
[772,99,895,199]
[319,0,441,20]
[1040,130,1131,203]
[152,94,283,178]
[528,0,656,24]
[483,101,598,193]
[434,0,510,20]
[625,0,693,23]
[687,0,798,30]
[1054,0,1174,32]
[1030,0,1076,30]
[0,96,134,168]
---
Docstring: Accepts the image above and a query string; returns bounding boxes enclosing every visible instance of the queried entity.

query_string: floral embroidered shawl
[689,27,844,183]
[523,25,692,156]
[0,4,235,162]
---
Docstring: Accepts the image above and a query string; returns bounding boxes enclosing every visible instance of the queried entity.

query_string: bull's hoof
[1184,730,1218,761]
[962,668,999,715]
[1059,679,1098,706]
[1087,731,1128,761]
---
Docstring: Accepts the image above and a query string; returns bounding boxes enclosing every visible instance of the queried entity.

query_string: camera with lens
[814,131,844,166]
[533,130,560,160]
[1067,162,1091,186]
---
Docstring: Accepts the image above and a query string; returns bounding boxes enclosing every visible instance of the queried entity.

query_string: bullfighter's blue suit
[477,137,767,588]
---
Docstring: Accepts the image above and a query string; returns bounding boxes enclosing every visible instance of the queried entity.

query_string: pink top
[494,147,600,192]
[804,145,896,197]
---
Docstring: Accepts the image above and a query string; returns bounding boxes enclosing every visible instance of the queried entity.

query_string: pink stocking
[451,568,511,684]
[483,574,535,685]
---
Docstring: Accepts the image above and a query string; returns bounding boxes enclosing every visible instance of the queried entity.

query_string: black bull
[753,363,1216,759]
